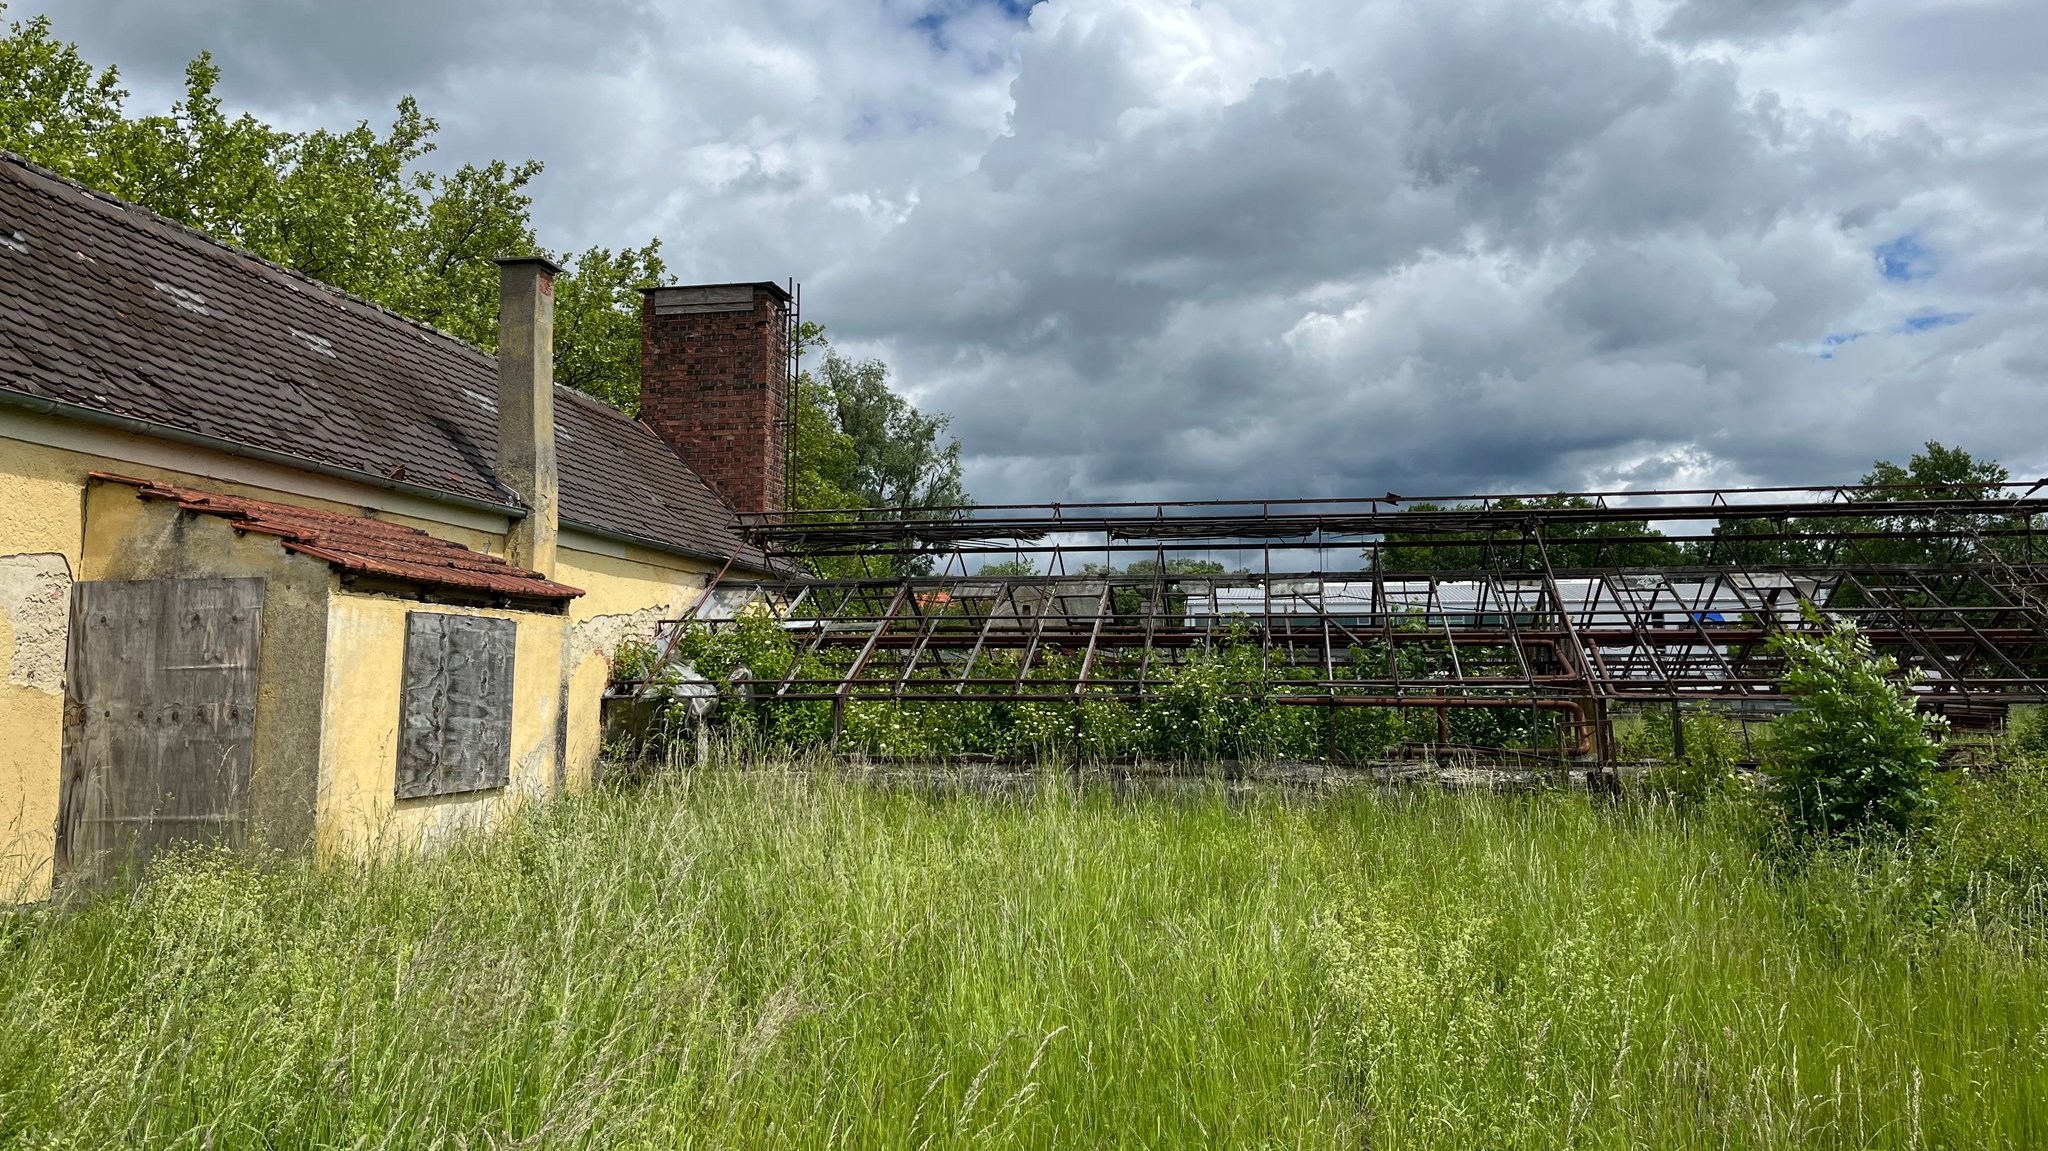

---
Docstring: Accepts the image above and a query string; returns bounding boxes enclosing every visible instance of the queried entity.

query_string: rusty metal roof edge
[2,385,527,520]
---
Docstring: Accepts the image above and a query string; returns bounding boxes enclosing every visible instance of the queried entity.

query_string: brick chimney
[495,256,562,575]
[639,282,793,515]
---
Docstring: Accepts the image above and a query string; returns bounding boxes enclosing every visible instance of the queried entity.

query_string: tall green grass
[1,768,2043,1149]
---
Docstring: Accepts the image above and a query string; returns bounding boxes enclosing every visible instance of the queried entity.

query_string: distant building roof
[0,151,770,571]
[95,472,585,604]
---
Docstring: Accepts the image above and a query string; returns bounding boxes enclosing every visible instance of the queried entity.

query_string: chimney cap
[494,254,565,275]
[640,280,793,303]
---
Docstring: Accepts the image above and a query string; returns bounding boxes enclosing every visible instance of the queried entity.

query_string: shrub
[639,617,1575,764]
[1764,615,1947,840]
[1618,705,1746,808]
[1932,756,2048,910]
[608,636,661,684]
[2001,705,2048,762]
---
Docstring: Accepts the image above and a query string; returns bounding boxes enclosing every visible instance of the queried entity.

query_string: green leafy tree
[388,157,545,349]
[1765,613,1947,840]
[1376,496,1683,573]
[0,9,123,170]
[815,350,967,511]
[1851,442,2016,567]
[552,242,667,411]
[782,325,972,574]
[1693,442,2017,567]
[787,323,862,511]
[0,8,645,404]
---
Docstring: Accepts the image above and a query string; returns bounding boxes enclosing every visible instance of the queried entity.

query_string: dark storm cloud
[833,0,2015,502]
[1658,0,1852,45]
[17,0,2048,505]
[33,0,653,105]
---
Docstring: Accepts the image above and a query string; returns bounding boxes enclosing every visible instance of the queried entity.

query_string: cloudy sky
[26,0,2048,505]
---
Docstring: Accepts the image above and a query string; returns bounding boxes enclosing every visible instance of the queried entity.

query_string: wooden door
[57,578,263,883]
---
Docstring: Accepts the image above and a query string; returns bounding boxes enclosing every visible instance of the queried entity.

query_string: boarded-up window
[58,578,263,884]
[396,612,516,798]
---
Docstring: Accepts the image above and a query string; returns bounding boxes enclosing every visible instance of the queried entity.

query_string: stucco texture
[556,543,713,787]
[0,438,84,900]
[82,480,337,856]
[4,416,732,897]
[317,593,566,858]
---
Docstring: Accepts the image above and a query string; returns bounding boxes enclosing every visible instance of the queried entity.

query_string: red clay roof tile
[94,472,584,603]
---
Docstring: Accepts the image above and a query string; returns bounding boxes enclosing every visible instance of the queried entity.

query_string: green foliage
[1928,755,2048,916]
[817,350,967,511]
[665,609,837,747]
[5,778,2047,1147]
[783,324,971,573]
[1764,614,1948,840]
[1862,439,2011,501]
[1617,705,1746,807]
[0,8,123,171]
[2004,706,2048,762]
[608,636,660,685]
[0,8,648,409]
[651,614,1571,762]
[1700,441,2023,565]
[552,242,668,412]
[1369,444,2025,571]
[1376,495,1686,573]
[787,323,970,517]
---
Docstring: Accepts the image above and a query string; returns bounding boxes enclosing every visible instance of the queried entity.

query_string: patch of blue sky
[1818,331,1862,359]
[1874,233,1933,282]
[1901,310,1971,333]
[911,0,1035,46]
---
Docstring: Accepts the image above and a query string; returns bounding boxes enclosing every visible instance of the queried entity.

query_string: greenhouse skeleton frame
[653,482,2048,762]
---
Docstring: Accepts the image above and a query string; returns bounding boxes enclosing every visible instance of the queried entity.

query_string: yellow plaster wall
[555,542,716,788]
[81,481,338,857]
[0,439,85,901]
[316,593,566,859]
[0,425,516,897]
[2,413,745,892]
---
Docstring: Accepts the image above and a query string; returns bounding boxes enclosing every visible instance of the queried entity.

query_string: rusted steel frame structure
[747,481,2048,557]
[656,486,2048,760]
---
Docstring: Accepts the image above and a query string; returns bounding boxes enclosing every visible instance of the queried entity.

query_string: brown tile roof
[0,152,772,571]
[95,472,585,603]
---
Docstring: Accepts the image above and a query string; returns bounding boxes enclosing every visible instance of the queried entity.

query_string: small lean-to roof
[95,472,585,604]
[0,151,771,572]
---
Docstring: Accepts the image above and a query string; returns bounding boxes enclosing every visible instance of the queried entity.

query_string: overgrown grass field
[2,765,2045,1149]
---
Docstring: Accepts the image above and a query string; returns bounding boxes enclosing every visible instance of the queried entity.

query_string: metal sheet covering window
[396,612,516,798]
